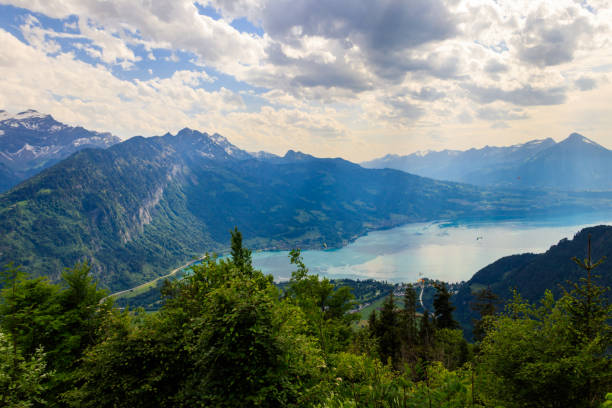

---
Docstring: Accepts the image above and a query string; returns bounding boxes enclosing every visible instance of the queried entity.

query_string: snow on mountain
[0,109,120,191]
[170,128,251,161]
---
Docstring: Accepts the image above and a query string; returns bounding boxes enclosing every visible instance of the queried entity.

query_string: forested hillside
[453,225,612,338]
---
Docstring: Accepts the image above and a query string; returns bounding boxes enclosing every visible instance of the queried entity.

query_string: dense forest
[1,229,611,407]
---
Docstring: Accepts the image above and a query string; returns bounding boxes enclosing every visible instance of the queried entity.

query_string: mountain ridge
[361,134,612,191]
[0,109,120,191]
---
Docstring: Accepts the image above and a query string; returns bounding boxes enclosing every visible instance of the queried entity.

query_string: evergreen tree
[401,284,418,345]
[563,235,612,406]
[470,286,500,342]
[230,226,252,274]
[0,329,52,407]
[478,240,612,408]
[377,293,399,365]
[433,282,459,329]
[419,309,433,347]
[368,309,378,338]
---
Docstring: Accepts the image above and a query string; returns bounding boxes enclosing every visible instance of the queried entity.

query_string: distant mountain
[3,127,605,291]
[249,150,281,160]
[453,224,612,337]
[0,109,120,191]
[362,134,612,191]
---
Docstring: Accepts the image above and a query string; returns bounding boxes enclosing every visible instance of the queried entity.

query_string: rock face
[0,109,120,191]
[362,133,612,191]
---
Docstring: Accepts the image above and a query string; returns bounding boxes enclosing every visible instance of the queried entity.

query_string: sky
[0,0,611,161]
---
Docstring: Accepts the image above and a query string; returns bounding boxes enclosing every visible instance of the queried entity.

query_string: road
[104,255,206,300]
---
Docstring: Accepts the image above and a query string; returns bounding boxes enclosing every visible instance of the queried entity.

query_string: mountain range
[5,122,610,290]
[362,133,612,191]
[0,109,120,191]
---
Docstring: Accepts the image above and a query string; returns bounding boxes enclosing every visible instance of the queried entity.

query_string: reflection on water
[253,213,612,283]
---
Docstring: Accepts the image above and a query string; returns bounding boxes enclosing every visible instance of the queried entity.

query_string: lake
[252,212,612,283]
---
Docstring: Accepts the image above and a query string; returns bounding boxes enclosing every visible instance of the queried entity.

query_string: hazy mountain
[3,127,604,291]
[0,109,120,191]
[453,224,612,337]
[362,134,612,190]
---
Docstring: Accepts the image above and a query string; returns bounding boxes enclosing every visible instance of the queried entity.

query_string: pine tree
[470,286,499,342]
[230,226,252,274]
[377,293,399,364]
[564,234,612,406]
[432,282,459,329]
[419,309,433,347]
[401,284,418,345]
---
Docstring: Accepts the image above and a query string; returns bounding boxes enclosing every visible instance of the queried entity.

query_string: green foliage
[316,356,481,408]
[433,282,459,330]
[286,249,358,356]
[0,262,111,405]
[601,393,612,408]
[0,329,52,408]
[230,226,252,274]
[470,287,500,343]
[1,230,610,407]
[70,234,326,407]
[478,288,612,408]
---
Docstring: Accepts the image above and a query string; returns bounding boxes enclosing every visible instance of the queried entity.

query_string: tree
[433,282,459,330]
[0,263,111,404]
[71,230,325,408]
[379,293,399,364]
[0,329,52,408]
[563,235,611,406]
[470,287,500,342]
[478,285,612,408]
[419,309,434,348]
[230,226,252,274]
[401,284,418,345]
[286,249,357,355]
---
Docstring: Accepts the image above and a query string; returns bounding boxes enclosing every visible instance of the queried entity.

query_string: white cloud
[0,0,612,160]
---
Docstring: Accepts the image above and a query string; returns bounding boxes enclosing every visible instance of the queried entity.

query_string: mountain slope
[0,109,120,191]
[4,128,606,291]
[362,134,612,190]
[453,224,612,337]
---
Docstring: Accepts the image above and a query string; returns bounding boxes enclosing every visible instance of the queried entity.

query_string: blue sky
[0,0,611,160]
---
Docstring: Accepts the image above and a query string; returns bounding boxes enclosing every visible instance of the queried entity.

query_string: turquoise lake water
[252,213,612,283]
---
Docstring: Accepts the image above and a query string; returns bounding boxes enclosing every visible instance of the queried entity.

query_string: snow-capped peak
[14,109,49,120]
[414,150,432,157]
[562,132,602,147]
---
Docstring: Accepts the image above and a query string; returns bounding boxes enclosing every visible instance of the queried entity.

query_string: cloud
[491,121,509,129]
[411,87,446,101]
[574,76,597,91]
[484,59,508,74]
[0,29,244,136]
[2,0,266,74]
[256,0,461,87]
[1,0,612,160]
[515,5,596,67]
[463,84,567,106]
[477,106,529,121]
